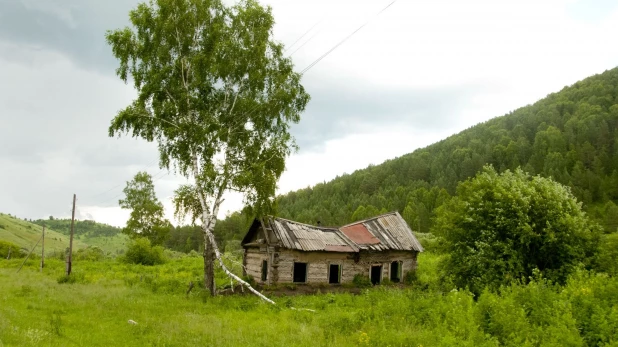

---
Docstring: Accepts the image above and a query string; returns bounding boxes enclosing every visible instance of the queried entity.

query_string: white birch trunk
[192,156,275,305]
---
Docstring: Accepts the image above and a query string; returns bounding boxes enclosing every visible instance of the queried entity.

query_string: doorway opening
[328,264,341,284]
[261,260,268,282]
[293,262,308,283]
[390,261,401,282]
[370,265,382,285]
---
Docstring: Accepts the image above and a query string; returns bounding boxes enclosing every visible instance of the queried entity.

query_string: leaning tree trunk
[192,156,275,303]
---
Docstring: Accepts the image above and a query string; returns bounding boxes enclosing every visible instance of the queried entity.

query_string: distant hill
[0,213,128,255]
[32,218,121,238]
[272,67,618,234]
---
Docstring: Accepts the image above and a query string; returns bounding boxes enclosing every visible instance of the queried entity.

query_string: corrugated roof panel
[264,212,423,253]
[340,224,380,245]
[325,245,355,252]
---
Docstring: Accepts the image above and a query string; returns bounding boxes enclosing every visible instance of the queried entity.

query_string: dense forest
[270,67,618,234]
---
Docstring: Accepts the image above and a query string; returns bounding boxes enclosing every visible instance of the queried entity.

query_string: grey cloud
[0,0,138,73]
[291,78,487,151]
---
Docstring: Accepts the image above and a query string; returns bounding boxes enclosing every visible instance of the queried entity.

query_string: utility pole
[40,225,45,271]
[66,194,76,276]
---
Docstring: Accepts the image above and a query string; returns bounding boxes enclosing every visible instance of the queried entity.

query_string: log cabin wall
[246,248,418,284]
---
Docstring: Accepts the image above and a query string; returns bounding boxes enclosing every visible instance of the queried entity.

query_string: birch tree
[106,0,309,300]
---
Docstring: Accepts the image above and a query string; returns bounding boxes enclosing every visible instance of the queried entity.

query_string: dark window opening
[261,260,268,282]
[390,261,401,283]
[328,264,341,284]
[370,265,382,285]
[293,262,308,283]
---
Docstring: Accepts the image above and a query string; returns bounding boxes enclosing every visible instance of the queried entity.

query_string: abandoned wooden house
[241,211,424,285]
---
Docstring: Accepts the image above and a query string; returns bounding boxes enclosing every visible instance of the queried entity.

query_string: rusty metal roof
[340,212,424,252]
[261,211,423,253]
[267,217,359,253]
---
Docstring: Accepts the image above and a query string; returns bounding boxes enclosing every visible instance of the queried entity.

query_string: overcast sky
[1,0,618,227]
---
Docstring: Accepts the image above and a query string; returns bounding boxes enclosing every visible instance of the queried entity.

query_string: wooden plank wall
[275,250,418,284]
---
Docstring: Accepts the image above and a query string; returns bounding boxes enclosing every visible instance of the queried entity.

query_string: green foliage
[0,240,24,258]
[73,246,106,262]
[122,238,166,266]
[119,171,171,245]
[31,218,120,238]
[107,0,310,293]
[594,233,618,276]
[403,270,417,285]
[352,274,372,288]
[57,272,88,284]
[2,255,618,345]
[106,0,310,218]
[434,165,601,295]
[49,311,64,336]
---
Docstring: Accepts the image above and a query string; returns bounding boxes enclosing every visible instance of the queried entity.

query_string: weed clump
[121,238,166,266]
[57,272,88,284]
[353,274,372,288]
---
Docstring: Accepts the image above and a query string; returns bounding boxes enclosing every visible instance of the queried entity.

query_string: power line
[300,0,397,75]
[285,20,323,55]
[289,27,324,57]
[237,1,398,120]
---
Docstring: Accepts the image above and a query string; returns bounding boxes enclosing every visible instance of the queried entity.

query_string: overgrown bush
[74,247,106,262]
[0,240,25,258]
[403,270,417,285]
[353,274,372,288]
[122,238,166,265]
[434,166,601,295]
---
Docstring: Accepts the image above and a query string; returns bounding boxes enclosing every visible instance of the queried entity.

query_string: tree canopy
[119,171,171,245]
[433,165,600,295]
[106,0,309,298]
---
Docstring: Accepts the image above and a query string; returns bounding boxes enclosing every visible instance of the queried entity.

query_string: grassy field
[2,251,618,346]
[0,213,128,256]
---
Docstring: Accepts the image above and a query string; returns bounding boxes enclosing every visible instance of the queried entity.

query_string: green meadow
[2,251,618,347]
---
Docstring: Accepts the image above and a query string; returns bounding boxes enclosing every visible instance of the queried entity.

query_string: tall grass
[1,254,618,346]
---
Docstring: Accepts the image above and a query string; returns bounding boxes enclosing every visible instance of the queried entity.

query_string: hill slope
[0,213,128,255]
[274,67,618,233]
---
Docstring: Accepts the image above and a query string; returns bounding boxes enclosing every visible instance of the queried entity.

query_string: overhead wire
[84,2,396,210]
[284,19,322,54]
[300,0,397,74]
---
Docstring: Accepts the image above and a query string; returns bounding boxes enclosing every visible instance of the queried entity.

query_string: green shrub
[353,274,372,288]
[122,238,166,265]
[594,233,618,276]
[187,250,201,258]
[74,246,106,261]
[403,270,418,285]
[0,240,25,259]
[381,279,394,286]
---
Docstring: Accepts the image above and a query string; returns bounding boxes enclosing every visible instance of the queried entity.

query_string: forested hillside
[274,67,618,233]
[32,218,121,237]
